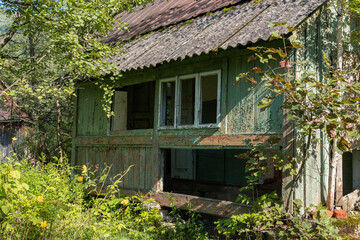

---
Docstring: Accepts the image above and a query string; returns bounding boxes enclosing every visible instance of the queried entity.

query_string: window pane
[200,74,218,124]
[180,77,195,125]
[161,81,175,126]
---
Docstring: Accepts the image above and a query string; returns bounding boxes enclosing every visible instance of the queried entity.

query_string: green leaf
[257,99,273,110]
[9,170,20,179]
[337,137,350,152]
[1,205,9,215]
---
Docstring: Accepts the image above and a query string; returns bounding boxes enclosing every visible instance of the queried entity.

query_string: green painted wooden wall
[72,43,284,192]
[283,4,342,210]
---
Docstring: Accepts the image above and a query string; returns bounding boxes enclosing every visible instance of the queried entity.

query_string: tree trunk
[327,142,338,210]
[335,153,343,206]
[56,100,63,164]
[0,12,21,49]
[327,0,344,210]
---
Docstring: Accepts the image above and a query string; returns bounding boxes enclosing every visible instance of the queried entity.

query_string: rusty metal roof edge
[108,0,246,43]
[116,0,328,73]
[115,1,247,45]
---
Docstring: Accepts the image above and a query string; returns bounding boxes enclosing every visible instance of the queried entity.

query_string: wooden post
[328,1,344,210]
[334,0,344,208]
[282,109,295,212]
[335,154,343,207]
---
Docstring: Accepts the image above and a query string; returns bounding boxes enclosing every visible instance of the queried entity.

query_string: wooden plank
[108,148,118,185]
[133,148,140,189]
[227,56,254,133]
[112,91,128,131]
[139,148,146,190]
[145,148,154,190]
[145,192,251,218]
[86,187,252,218]
[123,148,130,189]
[84,87,96,136]
[110,129,154,136]
[220,57,228,135]
[159,134,282,148]
[343,189,360,212]
[128,148,135,189]
[153,147,160,191]
[71,89,79,168]
[158,128,218,136]
[97,147,104,181]
[282,109,295,212]
[74,135,153,146]
[117,148,125,188]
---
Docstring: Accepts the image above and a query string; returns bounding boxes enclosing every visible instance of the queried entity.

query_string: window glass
[160,81,175,126]
[200,74,218,124]
[158,71,220,128]
[180,77,195,125]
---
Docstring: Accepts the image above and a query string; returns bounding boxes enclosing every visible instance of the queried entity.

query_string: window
[179,75,196,125]
[159,70,220,128]
[111,81,155,131]
[200,73,218,124]
[160,80,176,126]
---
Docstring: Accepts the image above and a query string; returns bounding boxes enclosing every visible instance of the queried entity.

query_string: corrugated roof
[112,0,327,72]
[105,0,242,42]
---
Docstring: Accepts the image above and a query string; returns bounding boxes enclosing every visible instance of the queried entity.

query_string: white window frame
[198,70,221,127]
[158,77,177,128]
[158,70,221,129]
[177,73,198,128]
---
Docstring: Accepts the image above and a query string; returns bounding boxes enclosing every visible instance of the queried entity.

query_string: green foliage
[216,198,340,239]
[334,214,360,238]
[235,21,360,212]
[164,200,208,240]
[220,16,358,240]
[235,142,295,207]
[0,156,208,239]
[238,24,360,155]
[0,0,153,160]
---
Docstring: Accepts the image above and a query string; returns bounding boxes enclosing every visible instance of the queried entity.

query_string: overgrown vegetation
[0,156,208,239]
[216,198,340,239]
[0,0,155,162]
[234,11,360,207]
[215,1,360,239]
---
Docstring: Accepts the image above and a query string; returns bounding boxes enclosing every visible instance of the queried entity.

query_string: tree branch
[0,12,21,49]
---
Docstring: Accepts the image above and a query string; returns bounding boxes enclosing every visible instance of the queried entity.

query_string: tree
[0,0,152,161]
[237,0,360,211]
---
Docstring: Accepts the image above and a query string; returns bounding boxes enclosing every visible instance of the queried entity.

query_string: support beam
[87,187,252,218]
[144,192,251,218]
[282,110,295,212]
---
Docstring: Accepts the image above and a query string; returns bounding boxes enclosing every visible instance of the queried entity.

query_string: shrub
[0,157,207,239]
[216,197,340,239]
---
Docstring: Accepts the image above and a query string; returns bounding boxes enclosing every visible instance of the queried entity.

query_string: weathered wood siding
[76,86,108,136]
[282,5,340,210]
[227,56,283,134]
[73,43,284,192]
[74,146,158,190]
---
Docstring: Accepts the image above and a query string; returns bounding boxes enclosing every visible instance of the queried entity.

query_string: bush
[0,157,207,239]
[216,197,340,240]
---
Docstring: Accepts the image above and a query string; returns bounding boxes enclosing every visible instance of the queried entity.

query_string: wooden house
[72,0,358,216]
[0,81,29,162]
